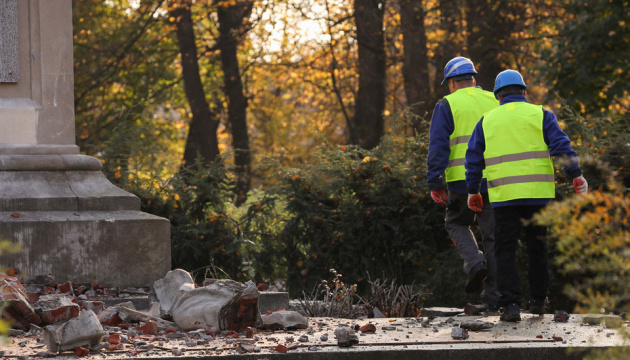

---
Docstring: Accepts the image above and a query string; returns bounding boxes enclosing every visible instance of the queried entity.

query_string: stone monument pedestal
[0,1,171,287]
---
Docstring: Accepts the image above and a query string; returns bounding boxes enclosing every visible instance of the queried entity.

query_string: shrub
[261,116,451,299]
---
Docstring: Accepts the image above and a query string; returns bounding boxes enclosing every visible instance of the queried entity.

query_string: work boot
[464,264,488,293]
[529,298,548,315]
[500,303,521,322]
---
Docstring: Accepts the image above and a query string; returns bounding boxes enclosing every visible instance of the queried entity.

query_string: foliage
[296,269,367,319]
[365,276,427,318]
[0,239,20,338]
[542,0,630,116]
[534,158,630,360]
[258,114,451,298]
[534,174,630,314]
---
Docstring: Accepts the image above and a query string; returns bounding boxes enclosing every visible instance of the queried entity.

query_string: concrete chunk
[44,310,106,353]
[151,269,195,316]
[35,294,80,325]
[334,326,359,347]
[170,279,260,331]
[261,310,308,330]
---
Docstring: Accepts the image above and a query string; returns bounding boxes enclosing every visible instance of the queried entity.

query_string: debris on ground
[1,270,628,358]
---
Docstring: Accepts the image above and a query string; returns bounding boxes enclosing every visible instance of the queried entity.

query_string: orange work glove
[467,193,483,213]
[573,176,588,194]
[431,189,447,205]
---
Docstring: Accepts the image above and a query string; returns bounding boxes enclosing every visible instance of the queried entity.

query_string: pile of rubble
[1,269,312,357]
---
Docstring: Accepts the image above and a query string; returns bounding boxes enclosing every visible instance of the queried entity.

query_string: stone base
[0,210,170,287]
[0,146,171,287]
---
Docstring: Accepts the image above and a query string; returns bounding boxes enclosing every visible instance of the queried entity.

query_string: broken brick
[75,346,90,357]
[257,283,269,291]
[108,333,121,345]
[97,307,122,327]
[136,320,158,335]
[35,294,80,325]
[0,274,41,330]
[360,323,376,334]
[57,281,73,294]
[274,344,288,353]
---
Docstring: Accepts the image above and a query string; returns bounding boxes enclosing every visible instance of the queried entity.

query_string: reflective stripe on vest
[482,102,555,203]
[444,87,499,182]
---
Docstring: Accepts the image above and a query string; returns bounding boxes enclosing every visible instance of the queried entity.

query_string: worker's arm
[543,109,582,179]
[465,118,486,194]
[426,100,455,191]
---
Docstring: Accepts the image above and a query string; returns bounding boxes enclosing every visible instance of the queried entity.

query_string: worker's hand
[573,176,588,194]
[467,193,483,213]
[431,189,447,205]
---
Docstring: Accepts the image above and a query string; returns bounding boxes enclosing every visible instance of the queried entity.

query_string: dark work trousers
[493,205,549,307]
[445,191,499,306]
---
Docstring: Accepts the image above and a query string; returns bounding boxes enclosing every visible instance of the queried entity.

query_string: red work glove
[573,175,588,194]
[431,189,447,205]
[467,193,483,213]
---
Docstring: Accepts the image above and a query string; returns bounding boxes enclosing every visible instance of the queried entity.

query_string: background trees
[72,0,630,307]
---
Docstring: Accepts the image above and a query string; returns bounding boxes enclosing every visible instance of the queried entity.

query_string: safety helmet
[493,70,527,99]
[441,57,477,85]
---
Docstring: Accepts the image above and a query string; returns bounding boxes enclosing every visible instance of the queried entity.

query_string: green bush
[257,121,453,299]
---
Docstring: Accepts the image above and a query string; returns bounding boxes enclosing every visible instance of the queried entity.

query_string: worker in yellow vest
[465,69,588,322]
[427,57,500,311]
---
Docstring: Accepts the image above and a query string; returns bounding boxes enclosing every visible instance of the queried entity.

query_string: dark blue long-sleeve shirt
[465,95,582,208]
[426,99,489,194]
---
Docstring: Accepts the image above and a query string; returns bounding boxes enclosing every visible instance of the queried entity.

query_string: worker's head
[442,57,478,93]
[493,70,527,100]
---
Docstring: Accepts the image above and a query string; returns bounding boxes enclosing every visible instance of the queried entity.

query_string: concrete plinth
[0,210,169,287]
[0,0,171,287]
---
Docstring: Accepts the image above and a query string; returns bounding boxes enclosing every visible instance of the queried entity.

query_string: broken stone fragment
[334,326,359,347]
[464,303,487,315]
[459,320,494,331]
[151,269,195,317]
[261,310,308,330]
[80,300,104,314]
[43,310,107,353]
[97,307,122,327]
[170,279,260,331]
[35,294,80,325]
[0,274,41,330]
[553,310,569,323]
[451,327,469,340]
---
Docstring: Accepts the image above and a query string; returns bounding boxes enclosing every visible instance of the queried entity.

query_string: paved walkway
[2,311,628,359]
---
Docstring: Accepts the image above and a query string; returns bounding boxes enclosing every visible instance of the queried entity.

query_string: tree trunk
[465,0,502,91]
[432,0,462,102]
[171,0,221,170]
[217,1,253,206]
[352,0,386,150]
[399,0,431,134]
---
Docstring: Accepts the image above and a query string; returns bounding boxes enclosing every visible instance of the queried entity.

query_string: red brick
[105,344,118,351]
[97,307,122,327]
[109,333,121,345]
[136,320,158,335]
[257,283,269,291]
[57,281,73,294]
[360,323,376,334]
[274,344,288,353]
[75,346,90,357]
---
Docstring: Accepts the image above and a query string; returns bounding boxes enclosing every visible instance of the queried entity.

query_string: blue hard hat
[493,70,527,99]
[441,57,477,85]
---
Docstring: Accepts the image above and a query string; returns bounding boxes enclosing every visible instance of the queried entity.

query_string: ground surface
[2,311,628,359]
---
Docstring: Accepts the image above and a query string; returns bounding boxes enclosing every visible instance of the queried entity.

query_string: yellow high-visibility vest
[482,102,555,203]
[444,87,498,182]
